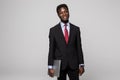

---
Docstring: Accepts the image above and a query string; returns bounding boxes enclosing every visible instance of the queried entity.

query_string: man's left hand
[79,67,85,76]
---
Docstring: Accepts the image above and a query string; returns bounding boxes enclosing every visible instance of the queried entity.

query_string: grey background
[0,0,120,80]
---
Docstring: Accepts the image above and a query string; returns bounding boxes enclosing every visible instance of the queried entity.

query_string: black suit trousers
[57,66,79,80]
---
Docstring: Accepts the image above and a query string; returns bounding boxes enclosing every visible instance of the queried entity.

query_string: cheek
[59,14,63,17]
[59,15,63,19]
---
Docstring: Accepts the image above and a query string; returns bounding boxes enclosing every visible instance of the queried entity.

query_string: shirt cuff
[49,64,84,69]
[79,64,85,68]
[48,65,53,69]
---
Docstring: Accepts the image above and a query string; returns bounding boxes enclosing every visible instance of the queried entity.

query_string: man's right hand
[48,69,55,77]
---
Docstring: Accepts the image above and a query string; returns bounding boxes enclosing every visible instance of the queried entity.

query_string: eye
[65,10,68,13]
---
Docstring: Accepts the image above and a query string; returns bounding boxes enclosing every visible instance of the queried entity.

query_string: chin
[61,19,69,23]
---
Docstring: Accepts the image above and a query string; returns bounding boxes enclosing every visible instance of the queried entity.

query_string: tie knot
[64,24,67,28]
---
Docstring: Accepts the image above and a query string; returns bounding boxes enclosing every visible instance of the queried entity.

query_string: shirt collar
[60,22,70,28]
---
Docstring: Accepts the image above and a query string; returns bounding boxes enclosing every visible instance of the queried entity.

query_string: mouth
[63,16,68,20]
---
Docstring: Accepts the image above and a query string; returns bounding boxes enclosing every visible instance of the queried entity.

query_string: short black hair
[56,4,69,14]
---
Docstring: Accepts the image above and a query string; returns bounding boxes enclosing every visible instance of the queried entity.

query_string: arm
[48,28,55,77]
[76,27,84,64]
[48,28,55,66]
[76,27,85,75]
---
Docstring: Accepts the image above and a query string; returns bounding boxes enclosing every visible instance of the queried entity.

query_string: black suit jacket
[48,23,84,70]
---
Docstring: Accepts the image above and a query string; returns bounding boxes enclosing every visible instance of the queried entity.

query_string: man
[48,4,85,80]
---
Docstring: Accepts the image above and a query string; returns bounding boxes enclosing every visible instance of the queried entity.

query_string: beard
[61,19,69,24]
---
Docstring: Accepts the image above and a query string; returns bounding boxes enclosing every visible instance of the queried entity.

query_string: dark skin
[48,7,85,77]
[58,7,69,23]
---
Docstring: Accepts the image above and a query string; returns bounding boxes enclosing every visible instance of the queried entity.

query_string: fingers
[79,67,85,76]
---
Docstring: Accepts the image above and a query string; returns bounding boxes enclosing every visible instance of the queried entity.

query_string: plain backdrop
[0,0,120,80]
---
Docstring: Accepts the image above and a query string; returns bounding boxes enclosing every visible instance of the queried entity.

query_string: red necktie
[64,24,68,44]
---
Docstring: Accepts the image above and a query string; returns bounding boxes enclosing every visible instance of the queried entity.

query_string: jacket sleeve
[48,28,55,65]
[76,27,84,64]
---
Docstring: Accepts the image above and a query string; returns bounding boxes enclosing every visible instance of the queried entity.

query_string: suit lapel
[68,23,73,45]
[57,23,67,45]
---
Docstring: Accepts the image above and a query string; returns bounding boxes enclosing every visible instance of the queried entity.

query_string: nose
[62,12,67,16]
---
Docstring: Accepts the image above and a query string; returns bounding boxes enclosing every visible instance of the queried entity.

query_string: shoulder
[49,23,60,35]
[49,23,60,31]
[70,23,80,30]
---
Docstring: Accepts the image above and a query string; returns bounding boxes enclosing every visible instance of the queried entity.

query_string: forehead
[59,7,68,11]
